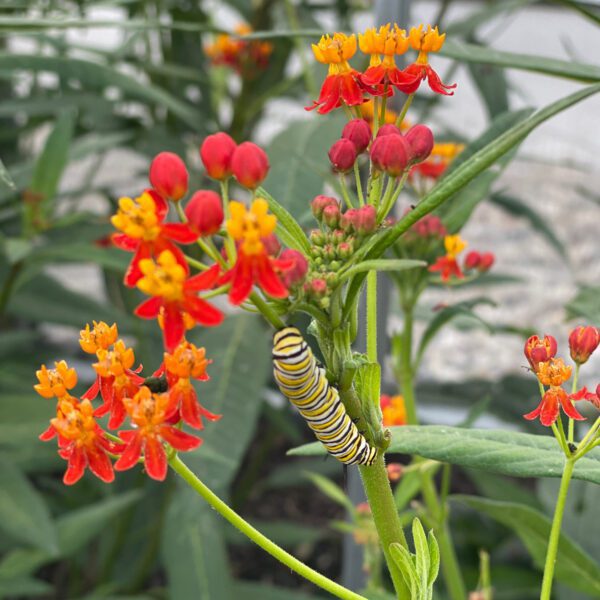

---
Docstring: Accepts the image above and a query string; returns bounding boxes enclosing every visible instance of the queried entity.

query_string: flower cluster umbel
[523,327,599,427]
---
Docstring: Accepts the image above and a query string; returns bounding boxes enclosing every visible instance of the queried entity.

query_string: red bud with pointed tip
[200,133,237,180]
[184,190,224,236]
[370,134,410,177]
[405,124,434,164]
[328,138,357,172]
[376,124,402,138]
[231,142,270,189]
[149,152,188,201]
[569,326,600,365]
[342,119,372,153]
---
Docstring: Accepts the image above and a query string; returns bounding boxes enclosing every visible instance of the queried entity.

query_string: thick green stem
[366,270,378,363]
[568,364,580,443]
[395,94,414,127]
[540,458,575,600]
[169,455,367,600]
[249,292,285,329]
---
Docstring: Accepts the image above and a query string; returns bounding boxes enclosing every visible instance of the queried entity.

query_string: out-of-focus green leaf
[233,581,329,600]
[264,115,346,225]
[289,426,600,484]
[491,193,567,258]
[184,315,271,491]
[0,491,142,579]
[0,455,58,554]
[27,111,75,224]
[441,40,600,82]
[468,470,544,509]
[0,395,54,448]
[0,156,14,189]
[455,495,600,596]
[551,0,600,25]
[162,486,233,599]
[412,297,496,368]
[0,577,52,597]
[3,237,33,263]
[304,471,355,513]
[0,54,200,129]
[565,285,600,326]
[446,0,536,35]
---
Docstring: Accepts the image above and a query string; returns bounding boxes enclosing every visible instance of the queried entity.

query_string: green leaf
[263,115,346,224]
[427,530,440,588]
[454,495,600,596]
[412,518,430,593]
[0,156,15,190]
[303,471,355,513]
[0,577,52,597]
[184,315,271,491]
[289,426,600,484]
[389,542,419,597]
[162,486,233,599]
[0,54,200,129]
[28,111,75,221]
[0,456,58,554]
[468,470,543,509]
[441,40,600,83]
[413,297,496,368]
[566,285,600,326]
[491,193,567,258]
[258,186,311,255]
[0,394,55,448]
[340,259,426,281]
[344,84,600,300]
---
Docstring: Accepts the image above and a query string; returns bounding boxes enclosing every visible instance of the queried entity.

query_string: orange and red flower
[163,340,221,429]
[51,399,124,485]
[524,334,558,372]
[381,394,407,426]
[307,33,366,114]
[220,199,290,305]
[111,190,198,287]
[135,250,224,351]
[524,386,586,427]
[428,234,466,281]
[115,386,201,481]
[398,25,456,96]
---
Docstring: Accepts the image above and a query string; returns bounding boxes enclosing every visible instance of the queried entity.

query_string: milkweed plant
[33,23,600,600]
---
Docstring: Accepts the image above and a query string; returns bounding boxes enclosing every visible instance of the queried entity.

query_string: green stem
[184,255,209,271]
[366,270,377,363]
[399,306,418,425]
[168,455,366,600]
[353,161,365,206]
[540,458,575,600]
[568,364,580,443]
[574,415,600,459]
[249,291,285,329]
[339,174,356,209]
[395,94,414,128]
[220,180,236,262]
[379,171,409,221]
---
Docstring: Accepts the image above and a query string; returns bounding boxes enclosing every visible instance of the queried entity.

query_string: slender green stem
[568,364,580,443]
[168,455,366,600]
[379,171,409,221]
[220,180,236,262]
[395,94,414,128]
[540,458,575,600]
[574,415,600,459]
[249,291,285,329]
[373,96,381,137]
[339,174,356,209]
[399,306,418,425]
[184,255,209,271]
[353,162,365,206]
[366,270,377,363]
[379,88,389,127]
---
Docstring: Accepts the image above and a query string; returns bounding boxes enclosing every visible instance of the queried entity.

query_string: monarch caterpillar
[272,327,378,466]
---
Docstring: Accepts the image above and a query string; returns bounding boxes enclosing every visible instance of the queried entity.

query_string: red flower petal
[228,257,254,305]
[124,242,151,287]
[159,425,202,451]
[560,394,586,421]
[39,424,57,441]
[426,65,456,96]
[340,72,365,107]
[63,446,86,485]
[112,233,138,251]
[256,255,288,299]
[162,223,199,244]
[539,393,560,427]
[523,405,542,421]
[186,263,221,291]
[144,436,168,481]
[147,189,169,221]
[163,304,185,352]
[86,445,115,483]
[114,432,143,471]
[135,296,163,319]
[82,378,100,401]
[184,295,224,327]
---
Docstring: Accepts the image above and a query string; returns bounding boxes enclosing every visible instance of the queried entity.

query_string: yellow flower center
[124,386,171,429]
[537,358,572,387]
[408,24,446,64]
[226,198,277,256]
[137,250,186,301]
[93,339,135,378]
[111,192,161,241]
[359,24,408,57]
[79,321,118,354]
[52,400,96,444]
[312,33,356,74]
[34,360,78,399]
[165,341,209,379]
[443,234,467,258]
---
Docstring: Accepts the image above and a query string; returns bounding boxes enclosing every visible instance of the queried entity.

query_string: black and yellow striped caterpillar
[272,327,378,466]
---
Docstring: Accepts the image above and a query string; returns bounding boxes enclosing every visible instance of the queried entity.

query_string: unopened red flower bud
[311,195,339,220]
[231,142,270,189]
[464,251,481,270]
[328,138,357,172]
[386,463,403,482]
[262,233,281,256]
[370,134,410,177]
[376,124,402,138]
[331,229,346,244]
[342,119,372,153]
[322,204,341,228]
[149,152,188,201]
[308,278,328,297]
[280,249,308,288]
[354,205,377,235]
[200,132,237,180]
[323,243,336,260]
[338,240,354,259]
[569,325,600,365]
[340,208,358,232]
[184,190,224,236]
[478,252,495,272]
[310,229,326,246]
[524,334,558,372]
[405,124,434,164]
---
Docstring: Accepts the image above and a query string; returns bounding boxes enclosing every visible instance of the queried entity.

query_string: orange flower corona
[79,321,118,354]
[381,394,407,426]
[164,340,210,381]
[536,358,572,387]
[137,250,188,302]
[34,361,78,400]
[111,192,162,241]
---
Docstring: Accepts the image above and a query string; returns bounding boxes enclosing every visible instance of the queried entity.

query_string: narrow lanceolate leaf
[258,187,311,254]
[427,531,440,588]
[441,40,600,83]
[340,259,426,281]
[0,456,58,554]
[490,193,567,258]
[0,54,199,129]
[389,543,419,598]
[344,84,600,305]
[0,157,14,189]
[303,472,355,513]
[412,518,430,594]
[454,495,600,596]
[288,426,600,485]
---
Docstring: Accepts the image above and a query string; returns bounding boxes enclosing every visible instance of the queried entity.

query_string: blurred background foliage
[0,0,599,599]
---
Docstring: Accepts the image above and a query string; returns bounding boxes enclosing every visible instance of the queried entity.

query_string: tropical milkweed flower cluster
[35,322,218,484]
[428,234,494,282]
[523,328,599,426]
[381,394,407,426]
[308,24,455,115]
[205,24,273,74]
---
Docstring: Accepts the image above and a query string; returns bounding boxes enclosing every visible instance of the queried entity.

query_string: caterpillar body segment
[272,327,378,466]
